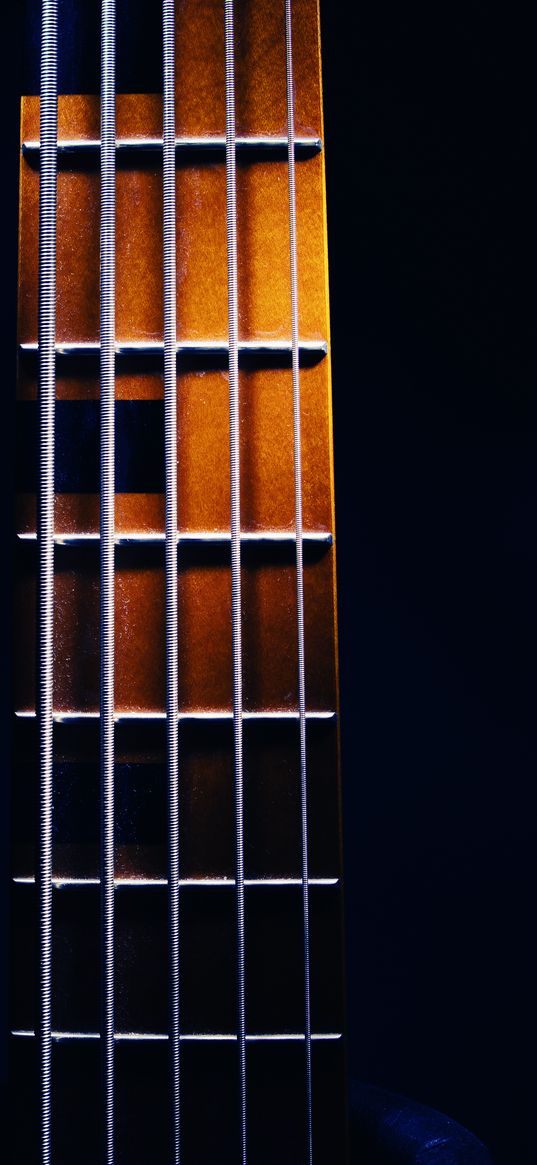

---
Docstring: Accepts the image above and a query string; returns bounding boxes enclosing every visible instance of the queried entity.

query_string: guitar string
[163,2,181,1162]
[100,2,116,1162]
[284,2,314,1160]
[35,10,313,1165]
[224,2,247,1161]
[37,3,57,1162]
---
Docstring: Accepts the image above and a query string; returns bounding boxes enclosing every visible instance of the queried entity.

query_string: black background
[1,4,534,1162]
[321,6,533,1163]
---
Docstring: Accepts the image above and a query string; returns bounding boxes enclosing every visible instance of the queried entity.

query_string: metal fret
[14,877,340,888]
[23,134,322,156]
[13,1030,342,1043]
[16,709,337,723]
[37,4,57,1161]
[20,338,328,357]
[18,530,333,546]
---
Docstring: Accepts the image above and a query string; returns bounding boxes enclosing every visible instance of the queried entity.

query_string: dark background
[1,3,534,1163]
[321,4,534,1162]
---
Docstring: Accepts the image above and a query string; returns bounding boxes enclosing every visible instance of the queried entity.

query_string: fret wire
[162,2,181,1162]
[20,338,328,356]
[37,3,57,1162]
[18,530,333,546]
[223,3,247,1162]
[16,709,336,723]
[14,1030,342,1044]
[23,133,322,154]
[284,3,313,1162]
[14,877,340,888]
[100,3,116,1163]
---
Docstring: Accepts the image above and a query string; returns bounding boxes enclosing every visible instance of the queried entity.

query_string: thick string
[100,2,116,1162]
[163,2,181,1162]
[284,1,313,1160]
[37,3,57,1162]
[224,2,247,1161]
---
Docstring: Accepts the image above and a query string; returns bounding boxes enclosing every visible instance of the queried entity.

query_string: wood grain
[13,1,347,1160]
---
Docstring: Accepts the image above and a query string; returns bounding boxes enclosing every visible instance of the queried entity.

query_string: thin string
[224,3,247,1161]
[37,3,57,1162]
[163,2,181,1162]
[284,2,313,1161]
[100,2,116,1162]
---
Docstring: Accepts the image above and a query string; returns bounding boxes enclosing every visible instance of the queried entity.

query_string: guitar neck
[12,2,347,1162]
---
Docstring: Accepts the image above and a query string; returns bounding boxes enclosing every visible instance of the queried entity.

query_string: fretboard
[12,2,347,1162]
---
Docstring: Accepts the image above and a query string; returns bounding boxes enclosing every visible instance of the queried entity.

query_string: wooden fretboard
[12,2,347,1162]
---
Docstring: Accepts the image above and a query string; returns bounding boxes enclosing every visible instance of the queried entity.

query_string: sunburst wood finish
[12,2,347,1162]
